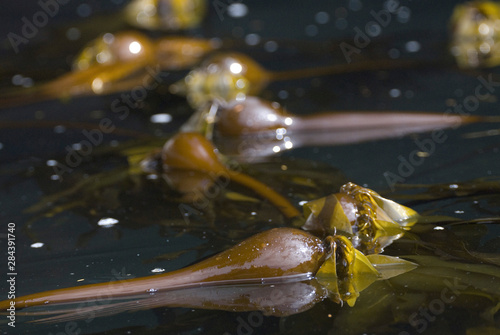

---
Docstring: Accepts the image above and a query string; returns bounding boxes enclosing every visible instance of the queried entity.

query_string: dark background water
[0,0,499,334]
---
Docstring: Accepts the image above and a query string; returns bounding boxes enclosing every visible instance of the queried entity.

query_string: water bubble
[366,22,381,37]
[278,90,289,99]
[315,12,330,24]
[12,74,23,85]
[22,77,34,88]
[150,113,173,123]
[405,40,421,53]
[72,143,82,150]
[245,33,260,46]
[228,3,248,18]
[264,40,278,53]
[397,6,411,23]
[103,33,115,44]
[54,125,66,134]
[98,217,119,228]
[389,88,401,98]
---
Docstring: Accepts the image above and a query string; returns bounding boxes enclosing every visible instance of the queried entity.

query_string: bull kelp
[1,0,500,334]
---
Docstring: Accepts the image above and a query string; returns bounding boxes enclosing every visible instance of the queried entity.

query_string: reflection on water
[1,0,500,334]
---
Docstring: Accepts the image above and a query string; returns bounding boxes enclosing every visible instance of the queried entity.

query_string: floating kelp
[22,133,346,250]
[170,52,419,108]
[148,132,301,219]
[450,1,500,68]
[181,97,500,161]
[0,227,416,323]
[124,0,207,31]
[302,182,418,254]
[0,31,216,107]
[330,260,500,335]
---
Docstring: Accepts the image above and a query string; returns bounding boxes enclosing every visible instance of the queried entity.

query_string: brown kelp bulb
[450,1,500,68]
[172,52,270,108]
[161,132,225,174]
[72,31,155,71]
[125,0,207,31]
[0,228,327,310]
[160,132,302,219]
[177,227,328,280]
[216,97,293,136]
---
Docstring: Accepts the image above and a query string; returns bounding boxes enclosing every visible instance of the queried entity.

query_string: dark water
[1,0,500,334]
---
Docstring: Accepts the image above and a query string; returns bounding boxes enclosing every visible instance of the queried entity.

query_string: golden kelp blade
[316,235,417,307]
[366,254,418,280]
[303,182,418,254]
[340,182,418,227]
[450,1,500,68]
[303,194,354,234]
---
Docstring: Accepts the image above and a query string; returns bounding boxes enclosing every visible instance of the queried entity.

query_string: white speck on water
[150,113,173,124]
[315,12,330,24]
[389,88,401,98]
[405,40,421,53]
[264,41,278,52]
[98,217,119,228]
[245,34,260,46]
[228,3,248,18]
[54,125,66,134]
